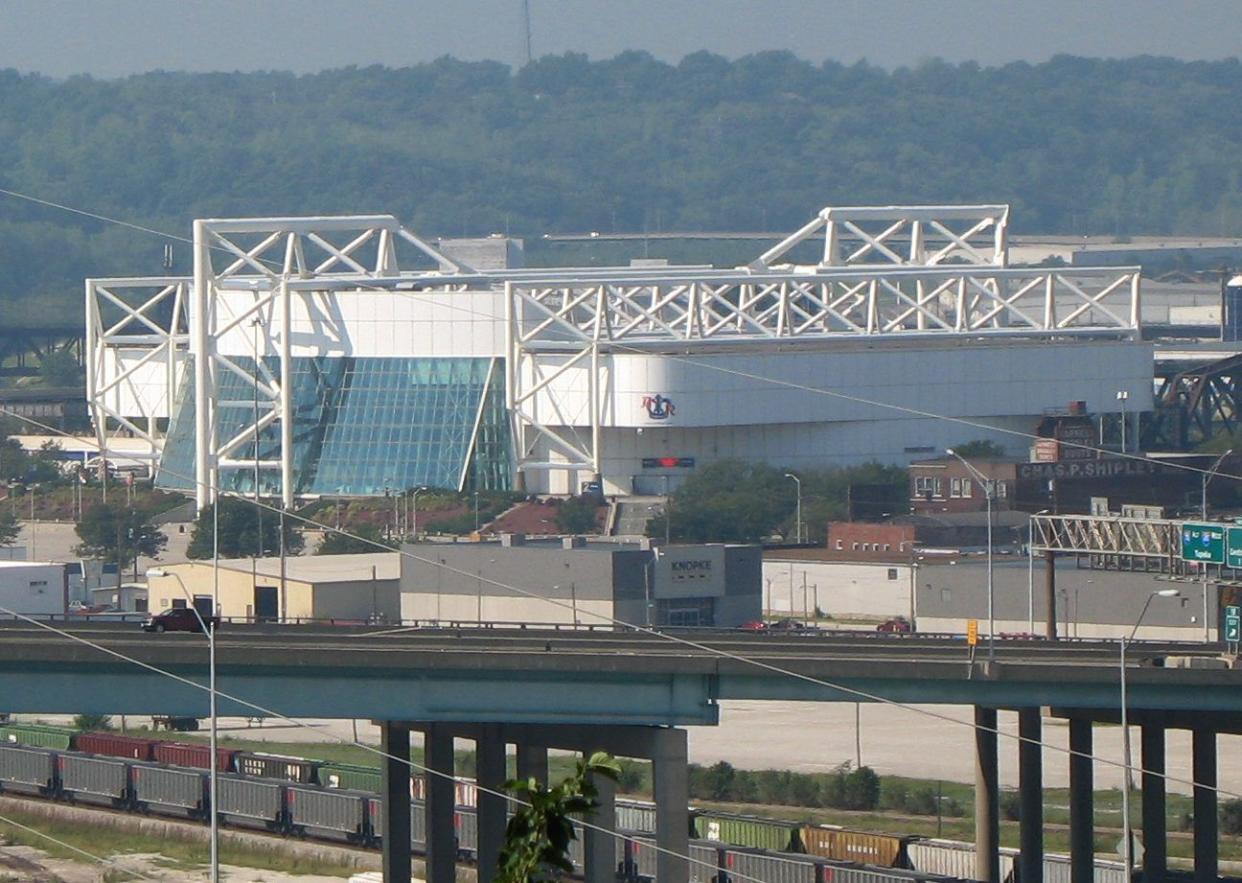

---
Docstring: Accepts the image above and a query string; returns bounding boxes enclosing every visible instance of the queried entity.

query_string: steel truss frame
[85,276,189,463]
[85,206,1143,502]
[506,264,1141,481]
[189,216,473,509]
[754,204,1010,269]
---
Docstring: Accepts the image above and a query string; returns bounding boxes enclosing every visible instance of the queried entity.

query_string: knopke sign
[655,546,726,599]
[1181,523,1225,564]
[1017,458,1179,481]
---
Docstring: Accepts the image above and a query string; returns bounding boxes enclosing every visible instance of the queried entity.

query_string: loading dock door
[254,585,278,622]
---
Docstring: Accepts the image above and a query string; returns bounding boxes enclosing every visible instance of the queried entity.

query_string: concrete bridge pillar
[424,724,457,883]
[1192,727,1217,883]
[516,738,548,784]
[583,750,618,883]
[380,721,412,883]
[974,706,1000,883]
[1068,717,1094,883]
[1141,724,1167,883]
[653,727,689,883]
[476,724,507,883]
[1018,708,1043,883]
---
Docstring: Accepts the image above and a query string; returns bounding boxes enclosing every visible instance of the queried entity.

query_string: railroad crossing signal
[1181,523,1225,564]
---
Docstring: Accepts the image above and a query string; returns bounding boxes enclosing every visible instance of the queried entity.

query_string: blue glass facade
[157,356,511,496]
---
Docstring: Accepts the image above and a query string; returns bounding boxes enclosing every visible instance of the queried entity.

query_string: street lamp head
[1155,589,1181,598]
[145,568,168,578]
[944,448,955,456]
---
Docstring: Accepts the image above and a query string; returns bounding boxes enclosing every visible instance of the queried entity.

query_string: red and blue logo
[642,394,676,420]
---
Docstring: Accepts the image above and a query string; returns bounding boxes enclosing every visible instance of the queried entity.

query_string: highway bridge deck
[0,622,1238,723]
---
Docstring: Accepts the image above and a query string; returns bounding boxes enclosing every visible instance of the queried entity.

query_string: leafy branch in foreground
[497,751,621,883]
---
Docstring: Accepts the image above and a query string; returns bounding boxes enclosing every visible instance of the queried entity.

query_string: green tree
[72,713,113,731]
[0,509,20,547]
[37,349,81,387]
[186,497,305,559]
[555,496,601,534]
[949,440,1007,459]
[315,524,386,555]
[498,751,620,883]
[74,503,167,572]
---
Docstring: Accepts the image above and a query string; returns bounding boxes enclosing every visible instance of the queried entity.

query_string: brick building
[824,522,917,561]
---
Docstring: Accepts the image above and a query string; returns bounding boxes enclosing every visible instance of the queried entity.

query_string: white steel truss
[506,262,1141,482]
[85,206,1144,503]
[85,276,189,464]
[754,204,1009,269]
[189,216,473,509]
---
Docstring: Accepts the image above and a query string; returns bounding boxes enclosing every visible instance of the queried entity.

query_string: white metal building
[0,561,68,616]
[86,204,1153,505]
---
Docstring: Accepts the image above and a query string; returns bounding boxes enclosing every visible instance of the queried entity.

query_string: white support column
[589,342,601,481]
[192,220,213,510]
[278,278,294,508]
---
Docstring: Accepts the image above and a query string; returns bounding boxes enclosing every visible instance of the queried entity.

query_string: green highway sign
[1181,523,1225,564]
[1228,529,1242,568]
[1226,606,1241,643]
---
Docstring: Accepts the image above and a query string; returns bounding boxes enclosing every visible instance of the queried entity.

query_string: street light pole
[1201,448,1233,520]
[1116,390,1129,453]
[147,568,218,883]
[947,449,994,660]
[784,473,802,544]
[1120,588,1181,882]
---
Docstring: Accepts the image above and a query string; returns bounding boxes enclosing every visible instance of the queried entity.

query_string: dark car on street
[141,608,219,634]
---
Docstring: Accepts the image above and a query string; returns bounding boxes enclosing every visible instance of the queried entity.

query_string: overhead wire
[1,185,1238,840]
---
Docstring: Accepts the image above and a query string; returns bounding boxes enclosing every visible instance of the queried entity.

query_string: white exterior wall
[97,347,186,421]
[0,562,66,615]
[212,288,506,358]
[762,559,914,619]
[525,339,1154,494]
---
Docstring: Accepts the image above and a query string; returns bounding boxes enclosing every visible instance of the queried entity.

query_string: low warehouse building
[400,536,760,628]
[0,561,68,616]
[146,553,399,623]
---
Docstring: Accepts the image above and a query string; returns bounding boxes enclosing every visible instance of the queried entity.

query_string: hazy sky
[1,0,1240,78]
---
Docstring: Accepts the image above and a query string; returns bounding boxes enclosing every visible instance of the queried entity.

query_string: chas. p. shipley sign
[1017,458,1179,481]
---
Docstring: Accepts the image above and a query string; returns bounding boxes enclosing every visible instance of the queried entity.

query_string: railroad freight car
[622,834,721,883]
[153,741,236,773]
[235,751,318,783]
[0,744,56,796]
[58,752,130,808]
[367,797,430,852]
[132,763,208,818]
[215,774,285,832]
[800,824,912,868]
[906,840,1017,882]
[691,810,801,852]
[0,723,74,750]
[287,785,371,844]
[319,762,382,792]
[75,732,157,761]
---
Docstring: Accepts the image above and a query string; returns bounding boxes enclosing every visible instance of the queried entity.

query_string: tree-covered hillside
[3,51,1242,319]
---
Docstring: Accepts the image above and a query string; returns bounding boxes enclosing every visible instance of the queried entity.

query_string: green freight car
[691,810,801,852]
[318,761,382,792]
[0,723,75,750]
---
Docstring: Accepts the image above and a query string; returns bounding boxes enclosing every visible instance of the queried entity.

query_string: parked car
[739,620,768,631]
[769,618,806,631]
[876,616,912,633]
[142,608,219,634]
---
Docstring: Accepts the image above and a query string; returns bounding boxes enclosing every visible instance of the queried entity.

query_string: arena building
[85,204,1153,507]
